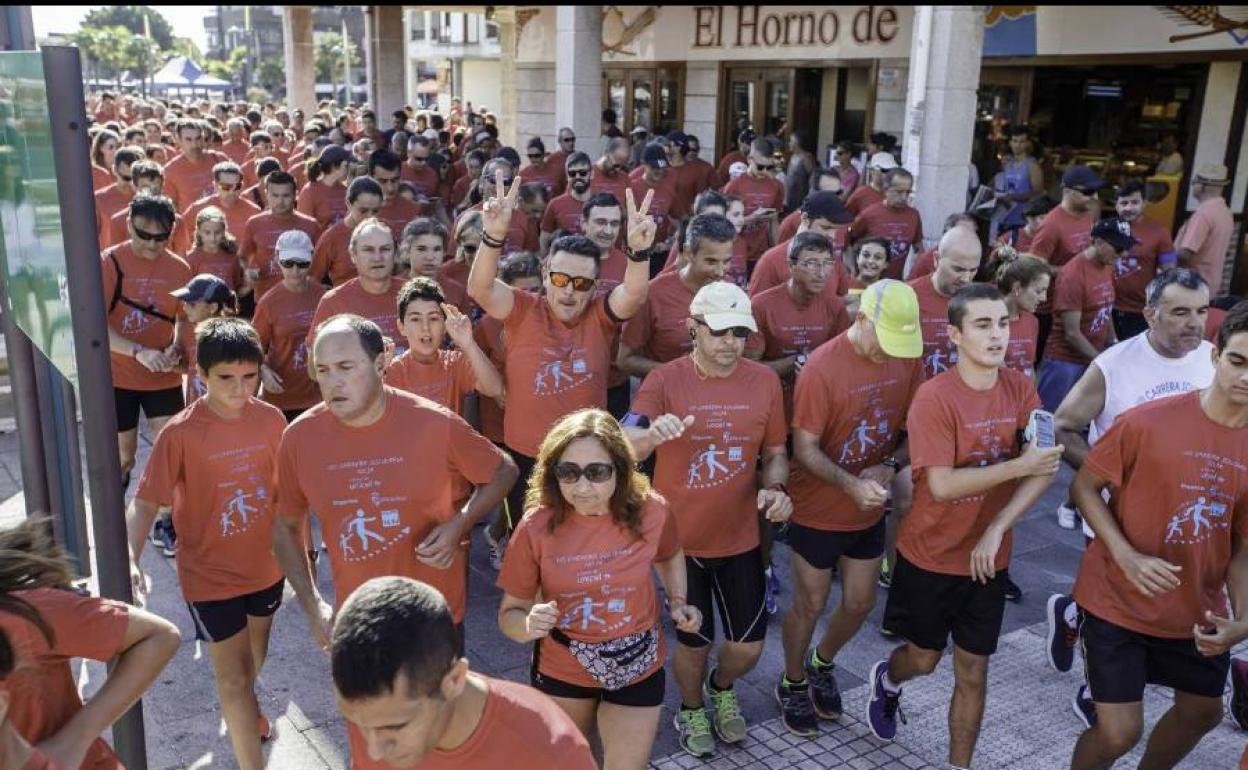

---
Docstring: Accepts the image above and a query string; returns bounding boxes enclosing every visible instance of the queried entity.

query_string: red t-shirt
[519,158,563,198]
[252,282,327,411]
[308,278,404,350]
[400,163,440,198]
[175,194,262,255]
[175,321,205,406]
[777,209,802,244]
[91,164,112,192]
[1206,306,1227,344]
[240,210,321,299]
[620,271,699,369]
[630,356,787,557]
[588,167,632,207]
[629,171,679,244]
[473,315,507,443]
[384,349,476,416]
[94,184,133,247]
[900,367,1040,576]
[666,162,702,220]
[750,284,850,418]
[747,230,851,297]
[377,196,426,245]
[790,333,925,531]
[685,158,719,196]
[309,219,359,286]
[296,180,348,231]
[184,247,244,292]
[0,589,129,770]
[1030,205,1095,270]
[540,192,586,235]
[908,248,936,280]
[164,151,227,211]
[716,150,745,184]
[1045,256,1116,364]
[1005,311,1039,378]
[101,243,192,392]
[724,174,785,261]
[501,289,619,456]
[849,202,923,280]
[845,185,883,217]
[1074,392,1248,638]
[276,390,505,620]
[220,139,249,165]
[497,497,678,688]
[908,276,956,379]
[1113,216,1175,314]
[137,397,286,602]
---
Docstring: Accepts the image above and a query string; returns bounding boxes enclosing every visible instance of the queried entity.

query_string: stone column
[282,6,315,115]
[555,6,602,153]
[494,6,519,149]
[901,6,984,245]
[364,5,407,113]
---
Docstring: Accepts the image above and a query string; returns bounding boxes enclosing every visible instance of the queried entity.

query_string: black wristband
[624,246,649,263]
[480,232,504,249]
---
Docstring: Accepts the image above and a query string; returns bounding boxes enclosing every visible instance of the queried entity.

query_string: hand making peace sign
[481,167,522,244]
[625,186,658,253]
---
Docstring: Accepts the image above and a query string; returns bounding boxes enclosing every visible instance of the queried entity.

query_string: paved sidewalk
[1,422,1244,769]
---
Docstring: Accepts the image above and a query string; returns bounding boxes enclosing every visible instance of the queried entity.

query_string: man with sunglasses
[1030,165,1104,355]
[725,139,785,264]
[749,192,854,297]
[717,129,757,187]
[102,193,193,493]
[539,152,594,254]
[105,160,173,249]
[619,213,737,380]
[467,172,657,559]
[165,118,228,212]
[549,126,577,172]
[402,135,440,199]
[241,170,322,301]
[95,147,144,247]
[310,177,385,287]
[623,281,791,758]
[590,137,633,206]
[849,167,923,280]
[519,137,563,199]
[174,161,261,254]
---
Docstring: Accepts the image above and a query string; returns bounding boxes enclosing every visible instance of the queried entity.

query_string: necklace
[690,351,714,380]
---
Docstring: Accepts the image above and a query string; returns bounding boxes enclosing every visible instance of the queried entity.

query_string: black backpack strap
[107,251,178,325]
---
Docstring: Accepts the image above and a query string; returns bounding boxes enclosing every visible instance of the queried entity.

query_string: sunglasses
[278,259,310,269]
[548,271,597,292]
[133,227,171,242]
[560,137,576,143]
[217,181,241,191]
[566,168,591,178]
[695,319,750,339]
[527,153,544,160]
[493,178,516,188]
[752,160,777,171]
[553,461,615,484]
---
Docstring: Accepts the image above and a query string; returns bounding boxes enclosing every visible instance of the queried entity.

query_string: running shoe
[877,568,892,589]
[806,655,842,720]
[148,518,165,546]
[1003,575,1023,602]
[1072,685,1097,729]
[866,660,905,741]
[674,708,715,757]
[1231,657,1248,731]
[704,670,748,744]
[878,624,897,639]
[1057,503,1079,530]
[775,678,818,737]
[1045,594,1078,673]
[156,519,177,558]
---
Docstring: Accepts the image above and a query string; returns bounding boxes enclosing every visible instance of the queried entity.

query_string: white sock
[1063,601,1078,627]
[951,765,971,770]
[883,670,902,694]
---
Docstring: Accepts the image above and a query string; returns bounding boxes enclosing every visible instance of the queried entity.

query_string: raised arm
[466,169,522,320]
[608,187,656,321]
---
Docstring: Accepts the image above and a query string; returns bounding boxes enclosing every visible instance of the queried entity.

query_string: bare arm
[466,170,522,320]
[970,472,1057,581]
[463,339,504,399]
[1060,309,1102,362]
[653,550,688,607]
[498,593,538,643]
[759,445,789,490]
[794,428,869,495]
[617,342,663,378]
[926,441,1062,503]
[273,514,333,649]
[125,497,162,566]
[606,187,658,321]
[1054,363,1106,468]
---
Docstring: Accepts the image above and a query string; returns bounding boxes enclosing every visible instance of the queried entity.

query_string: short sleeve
[310,232,334,283]
[135,423,181,507]
[792,364,837,436]
[275,432,310,522]
[1051,264,1085,314]
[540,202,558,233]
[496,515,541,600]
[763,373,787,448]
[99,251,118,308]
[445,412,505,485]
[906,388,957,471]
[502,286,539,333]
[452,352,478,395]
[1083,412,1138,491]
[1175,209,1212,253]
[35,589,129,663]
[238,219,256,260]
[1029,219,1058,262]
[252,298,273,349]
[1017,374,1043,428]
[620,300,653,350]
[382,358,409,391]
[848,211,868,242]
[653,500,680,561]
[629,367,666,418]
[910,212,925,247]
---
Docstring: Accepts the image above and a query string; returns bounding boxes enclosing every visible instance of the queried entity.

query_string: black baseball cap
[1062,165,1104,194]
[642,143,669,169]
[666,131,690,151]
[1091,217,1139,251]
[171,273,233,304]
[317,144,352,166]
[801,191,853,225]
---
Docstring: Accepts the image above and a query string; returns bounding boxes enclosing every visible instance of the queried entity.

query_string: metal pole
[0,298,51,514]
[42,45,147,770]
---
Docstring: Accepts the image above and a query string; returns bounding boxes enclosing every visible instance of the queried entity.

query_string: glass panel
[730,80,755,135]
[607,77,626,128]
[657,71,680,135]
[632,77,653,132]
[764,80,790,137]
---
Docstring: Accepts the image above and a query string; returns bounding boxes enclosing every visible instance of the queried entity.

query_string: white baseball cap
[275,229,314,263]
[689,282,757,333]
[869,151,898,170]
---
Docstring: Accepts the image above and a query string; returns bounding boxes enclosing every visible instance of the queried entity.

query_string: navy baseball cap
[1062,165,1104,194]
[802,191,853,225]
[1091,217,1139,251]
[666,131,690,151]
[172,273,233,304]
[317,144,352,166]
[643,143,669,169]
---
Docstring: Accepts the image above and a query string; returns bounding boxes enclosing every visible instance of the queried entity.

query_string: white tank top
[1089,334,1215,445]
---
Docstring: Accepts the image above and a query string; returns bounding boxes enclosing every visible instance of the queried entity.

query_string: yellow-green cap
[859,279,922,358]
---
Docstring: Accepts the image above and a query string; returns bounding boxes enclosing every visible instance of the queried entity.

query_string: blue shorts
[1037,359,1088,413]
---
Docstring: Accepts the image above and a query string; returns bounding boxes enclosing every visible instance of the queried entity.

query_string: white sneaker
[1056,503,1078,530]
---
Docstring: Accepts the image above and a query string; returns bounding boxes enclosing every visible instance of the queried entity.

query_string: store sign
[692,5,900,49]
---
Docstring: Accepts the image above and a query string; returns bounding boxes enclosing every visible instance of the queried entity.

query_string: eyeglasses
[217,181,241,191]
[695,319,751,339]
[548,271,597,292]
[566,168,591,178]
[133,227,171,242]
[278,259,310,269]
[794,259,835,272]
[553,461,615,484]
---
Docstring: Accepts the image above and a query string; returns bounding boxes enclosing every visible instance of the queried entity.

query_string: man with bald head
[908,226,983,380]
[591,136,634,205]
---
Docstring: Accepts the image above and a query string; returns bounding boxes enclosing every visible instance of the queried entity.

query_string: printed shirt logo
[291,340,309,372]
[1114,254,1141,279]
[533,341,594,396]
[1089,304,1113,334]
[220,485,267,536]
[1164,450,1243,546]
[552,544,643,637]
[336,504,410,561]
[882,222,912,263]
[120,280,164,335]
[963,416,1017,468]
[1164,496,1229,544]
[682,405,753,490]
[328,455,414,564]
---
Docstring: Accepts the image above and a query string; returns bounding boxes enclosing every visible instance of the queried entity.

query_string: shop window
[603,64,685,136]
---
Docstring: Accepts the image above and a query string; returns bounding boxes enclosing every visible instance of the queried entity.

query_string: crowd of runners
[0,90,1245,770]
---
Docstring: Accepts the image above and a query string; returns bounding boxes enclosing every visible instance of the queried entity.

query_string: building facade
[406,10,500,111]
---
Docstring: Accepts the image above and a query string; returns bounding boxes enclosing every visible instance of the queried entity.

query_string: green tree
[256,59,286,95]
[82,6,175,50]
[72,25,136,89]
[123,35,160,96]
[314,31,360,106]
[203,46,248,87]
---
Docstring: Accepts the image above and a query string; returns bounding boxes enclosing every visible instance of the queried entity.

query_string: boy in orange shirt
[127,318,287,770]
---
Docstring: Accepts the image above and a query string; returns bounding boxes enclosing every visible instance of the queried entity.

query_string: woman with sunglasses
[498,408,700,770]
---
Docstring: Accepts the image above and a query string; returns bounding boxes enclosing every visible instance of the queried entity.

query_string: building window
[437,13,452,43]
[603,64,686,136]
[411,11,426,41]
[485,21,498,39]
[466,15,480,44]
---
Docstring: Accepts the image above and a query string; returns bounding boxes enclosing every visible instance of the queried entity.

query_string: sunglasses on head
[553,461,615,484]
[752,159,777,171]
[278,259,310,269]
[566,168,591,178]
[695,319,750,339]
[548,271,597,292]
[133,227,171,242]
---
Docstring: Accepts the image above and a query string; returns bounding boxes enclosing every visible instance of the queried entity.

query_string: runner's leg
[781,551,833,681]
[1069,700,1144,770]
[949,645,989,769]
[597,702,661,770]
[674,643,711,709]
[815,554,882,663]
[1135,691,1223,770]
[206,629,264,770]
[712,640,764,688]
[547,695,598,741]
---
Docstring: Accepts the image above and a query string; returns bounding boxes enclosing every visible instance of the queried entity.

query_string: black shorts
[533,665,665,708]
[186,578,285,643]
[115,386,184,433]
[882,552,1007,657]
[1080,611,1230,703]
[678,548,768,648]
[503,446,537,534]
[788,519,886,571]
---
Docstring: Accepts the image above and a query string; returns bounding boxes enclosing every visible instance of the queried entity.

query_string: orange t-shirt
[908,276,956,380]
[252,281,326,411]
[309,219,359,286]
[174,321,205,405]
[900,367,1040,576]
[501,288,619,456]
[751,284,851,419]
[849,202,924,280]
[239,210,321,299]
[716,150,746,185]
[400,164,440,198]
[175,194,262,254]
[1030,205,1095,270]
[308,278,404,351]
[628,171,680,244]
[347,676,595,770]
[91,164,112,192]
[1074,392,1248,638]
[220,139,249,165]
[777,209,802,244]
[296,180,348,231]
[845,185,883,217]
[539,192,585,235]
[666,162,702,220]
[1113,216,1174,314]
[631,356,787,557]
[276,390,505,620]
[184,247,244,292]
[791,333,925,532]
[164,151,227,211]
[136,397,286,602]
[377,196,426,244]
[94,184,133,247]
[101,243,192,392]
[474,315,507,443]
[747,231,851,297]
[497,497,678,688]
[908,248,937,280]
[620,271,699,370]
[1005,311,1039,378]
[384,349,476,416]
[1045,256,1116,364]
[0,588,128,770]
[724,174,785,261]
[519,158,564,199]
[589,168,632,208]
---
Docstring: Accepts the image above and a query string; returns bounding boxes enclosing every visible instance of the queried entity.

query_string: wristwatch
[881,456,902,471]
[624,246,649,263]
